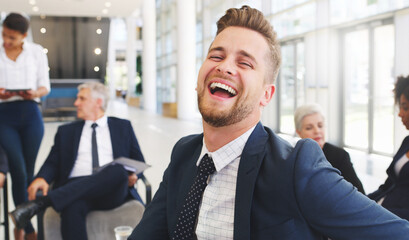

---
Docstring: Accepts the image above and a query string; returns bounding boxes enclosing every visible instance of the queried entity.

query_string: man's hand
[128,173,138,187]
[28,178,49,201]
[0,172,5,188]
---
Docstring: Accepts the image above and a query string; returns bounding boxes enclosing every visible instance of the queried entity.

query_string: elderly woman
[367,75,409,221]
[294,103,365,194]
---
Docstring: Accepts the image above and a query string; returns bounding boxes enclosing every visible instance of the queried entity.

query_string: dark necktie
[91,123,99,173]
[173,154,216,240]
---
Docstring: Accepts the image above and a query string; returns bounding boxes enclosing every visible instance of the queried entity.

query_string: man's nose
[216,59,237,76]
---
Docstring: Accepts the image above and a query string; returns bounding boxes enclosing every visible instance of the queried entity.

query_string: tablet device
[5,88,31,93]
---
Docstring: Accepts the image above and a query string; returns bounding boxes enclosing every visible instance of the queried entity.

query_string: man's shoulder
[58,120,84,130]
[175,133,203,148]
[107,116,131,125]
[261,125,294,158]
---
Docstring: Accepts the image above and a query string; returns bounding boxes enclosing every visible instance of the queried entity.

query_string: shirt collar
[84,115,108,128]
[198,125,257,172]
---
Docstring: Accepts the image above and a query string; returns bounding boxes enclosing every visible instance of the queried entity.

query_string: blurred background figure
[0,12,50,240]
[368,75,409,221]
[294,103,365,194]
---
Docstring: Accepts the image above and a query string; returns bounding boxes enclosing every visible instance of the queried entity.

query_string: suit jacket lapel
[234,123,269,239]
[107,117,119,158]
[176,141,203,209]
[72,121,85,163]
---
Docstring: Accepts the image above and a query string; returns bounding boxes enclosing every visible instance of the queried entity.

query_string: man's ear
[96,98,103,109]
[260,84,275,107]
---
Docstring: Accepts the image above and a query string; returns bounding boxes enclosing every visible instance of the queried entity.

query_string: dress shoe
[9,198,48,229]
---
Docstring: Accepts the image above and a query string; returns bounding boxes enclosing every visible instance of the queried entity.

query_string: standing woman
[368,75,409,221]
[0,13,50,240]
[294,103,365,194]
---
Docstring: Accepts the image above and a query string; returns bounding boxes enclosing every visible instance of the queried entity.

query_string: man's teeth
[210,82,237,96]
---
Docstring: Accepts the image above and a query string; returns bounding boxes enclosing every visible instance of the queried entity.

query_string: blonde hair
[216,5,281,84]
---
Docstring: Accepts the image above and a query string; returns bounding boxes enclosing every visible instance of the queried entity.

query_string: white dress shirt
[69,115,114,178]
[0,41,50,103]
[195,125,256,240]
[395,153,409,176]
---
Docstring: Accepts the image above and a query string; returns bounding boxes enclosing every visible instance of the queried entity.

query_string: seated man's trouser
[47,164,133,240]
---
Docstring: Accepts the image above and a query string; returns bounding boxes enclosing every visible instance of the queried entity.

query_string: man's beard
[197,92,254,128]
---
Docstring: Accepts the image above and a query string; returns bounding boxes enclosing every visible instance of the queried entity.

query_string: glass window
[330,0,409,25]
[235,0,262,10]
[279,44,296,134]
[271,2,316,38]
[296,42,305,107]
[271,0,310,13]
[343,29,369,149]
[372,24,395,154]
[278,41,305,135]
[342,21,395,154]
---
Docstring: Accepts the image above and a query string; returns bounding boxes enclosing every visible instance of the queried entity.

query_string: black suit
[322,142,365,194]
[36,117,145,239]
[368,136,409,220]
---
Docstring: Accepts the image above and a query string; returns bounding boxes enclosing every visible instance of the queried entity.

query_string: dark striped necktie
[173,154,216,240]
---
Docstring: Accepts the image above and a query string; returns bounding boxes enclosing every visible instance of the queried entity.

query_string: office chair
[37,175,151,240]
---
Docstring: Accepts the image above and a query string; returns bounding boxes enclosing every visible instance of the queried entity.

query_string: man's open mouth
[209,82,237,98]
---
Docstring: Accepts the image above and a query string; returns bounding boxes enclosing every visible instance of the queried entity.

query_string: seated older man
[10,81,146,240]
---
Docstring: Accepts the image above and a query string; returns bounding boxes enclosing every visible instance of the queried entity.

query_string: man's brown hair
[216,5,281,84]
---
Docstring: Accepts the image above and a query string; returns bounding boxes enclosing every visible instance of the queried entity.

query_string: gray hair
[294,103,324,131]
[78,81,109,111]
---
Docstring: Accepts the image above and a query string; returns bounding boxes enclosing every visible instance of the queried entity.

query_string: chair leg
[37,210,44,240]
[3,178,9,240]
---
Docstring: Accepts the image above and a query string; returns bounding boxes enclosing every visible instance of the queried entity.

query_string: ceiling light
[40,28,46,34]
[102,9,108,14]
[40,14,46,19]
[94,66,100,72]
[96,28,102,35]
[29,0,36,5]
[32,6,39,12]
[94,48,102,55]
[105,2,111,7]
[96,16,102,21]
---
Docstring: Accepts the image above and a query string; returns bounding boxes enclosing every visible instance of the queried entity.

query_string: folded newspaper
[98,157,150,174]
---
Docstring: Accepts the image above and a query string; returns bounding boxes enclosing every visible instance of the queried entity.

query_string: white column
[107,18,117,100]
[176,0,197,120]
[142,0,157,112]
[126,17,137,97]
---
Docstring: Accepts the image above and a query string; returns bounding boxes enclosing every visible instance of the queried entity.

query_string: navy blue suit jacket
[131,122,409,240]
[36,117,145,200]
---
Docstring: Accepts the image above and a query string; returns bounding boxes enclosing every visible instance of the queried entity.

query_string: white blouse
[0,41,50,103]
